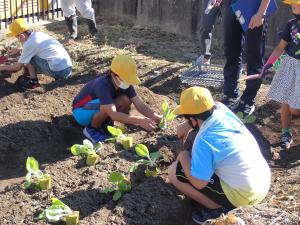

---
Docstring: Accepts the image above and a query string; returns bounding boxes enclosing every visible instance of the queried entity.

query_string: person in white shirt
[0,18,72,89]
[61,0,99,40]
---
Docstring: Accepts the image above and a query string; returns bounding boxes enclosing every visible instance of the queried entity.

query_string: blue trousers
[223,0,266,105]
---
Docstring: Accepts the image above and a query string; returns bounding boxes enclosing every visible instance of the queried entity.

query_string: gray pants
[198,0,222,59]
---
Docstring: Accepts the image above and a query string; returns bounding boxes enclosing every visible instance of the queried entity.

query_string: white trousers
[61,0,95,20]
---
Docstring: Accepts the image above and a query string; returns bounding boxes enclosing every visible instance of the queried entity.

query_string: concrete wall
[94,0,293,50]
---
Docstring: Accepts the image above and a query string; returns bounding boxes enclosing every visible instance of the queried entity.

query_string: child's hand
[249,13,264,29]
[7,47,21,56]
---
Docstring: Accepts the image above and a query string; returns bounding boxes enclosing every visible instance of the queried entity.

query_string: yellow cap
[111,55,141,85]
[6,18,30,37]
[283,0,300,4]
[173,87,214,115]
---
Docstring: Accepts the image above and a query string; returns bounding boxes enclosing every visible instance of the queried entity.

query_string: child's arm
[0,62,23,72]
[265,39,287,67]
[239,40,287,81]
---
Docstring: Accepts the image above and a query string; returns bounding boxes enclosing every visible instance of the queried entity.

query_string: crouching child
[0,18,72,89]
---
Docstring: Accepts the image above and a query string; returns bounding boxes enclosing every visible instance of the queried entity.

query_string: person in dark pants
[196,0,222,65]
[222,0,270,115]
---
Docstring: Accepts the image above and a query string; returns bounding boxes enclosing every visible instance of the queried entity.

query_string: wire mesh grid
[180,64,224,87]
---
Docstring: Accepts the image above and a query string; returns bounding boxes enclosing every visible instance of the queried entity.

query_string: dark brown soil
[0,17,299,225]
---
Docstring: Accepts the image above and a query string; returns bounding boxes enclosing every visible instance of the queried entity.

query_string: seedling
[106,125,133,150]
[70,139,102,165]
[24,157,51,190]
[159,100,176,129]
[38,198,79,225]
[129,144,162,177]
[236,111,256,124]
[100,171,131,201]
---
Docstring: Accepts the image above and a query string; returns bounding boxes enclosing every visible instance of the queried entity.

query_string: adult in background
[168,87,271,224]
[61,0,100,40]
[195,0,223,65]
[222,0,270,115]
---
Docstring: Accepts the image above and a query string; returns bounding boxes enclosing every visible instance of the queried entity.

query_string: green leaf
[150,151,162,163]
[108,171,124,183]
[236,111,244,120]
[41,198,72,222]
[94,142,103,152]
[113,191,122,201]
[244,115,256,124]
[166,111,176,121]
[26,157,43,179]
[135,144,150,158]
[118,179,131,193]
[83,139,94,149]
[100,187,116,194]
[107,126,123,137]
[70,144,95,156]
[37,211,46,220]
[162,100,168,112]
[129,159,149,173]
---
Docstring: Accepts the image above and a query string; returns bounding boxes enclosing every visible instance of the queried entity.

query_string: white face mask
[118,81,130,89]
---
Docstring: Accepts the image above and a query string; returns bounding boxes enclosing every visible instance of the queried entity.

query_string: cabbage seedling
[129,144,162,177]
[38,198,79,225]
[106,125,133,150]
[70,139,102,165]
[100,171,131,201]
[24,157,51,190]
[159,100,176,129]
[236,111,256,124]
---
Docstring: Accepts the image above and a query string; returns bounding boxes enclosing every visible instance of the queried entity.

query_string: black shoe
[16,76,40,90]
[191,207,230,224]
[65,15,78,40]
[221,95,239,111]
[280,132,293,149]
[86,18,100,41]
[234,100,255,116]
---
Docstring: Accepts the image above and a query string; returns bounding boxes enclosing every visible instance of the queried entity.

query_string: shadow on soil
[0,115,83,181]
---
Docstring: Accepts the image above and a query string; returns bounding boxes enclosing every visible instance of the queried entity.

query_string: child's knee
[290,108,300,116]
[168,161,178,184]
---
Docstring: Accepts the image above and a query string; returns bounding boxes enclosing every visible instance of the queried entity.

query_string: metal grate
[180,64,224,87]
[0,0,62,30]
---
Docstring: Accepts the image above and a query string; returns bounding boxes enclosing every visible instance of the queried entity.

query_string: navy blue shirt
[280,19,300,60]
[73,74,137,109]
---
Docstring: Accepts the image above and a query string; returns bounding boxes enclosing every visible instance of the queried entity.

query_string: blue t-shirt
[73,74,137,109]
[191,103,271,207]
[280,19,300,59]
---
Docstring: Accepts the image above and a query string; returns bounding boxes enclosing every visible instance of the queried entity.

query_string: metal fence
[0,0,62,30]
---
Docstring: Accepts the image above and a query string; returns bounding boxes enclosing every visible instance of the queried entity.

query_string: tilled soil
[0,18,299,225]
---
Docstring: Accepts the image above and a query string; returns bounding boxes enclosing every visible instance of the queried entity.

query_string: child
[259,0,300,149]
[72,55,161,143]
[0,18,72,89]
[168,87,270,224]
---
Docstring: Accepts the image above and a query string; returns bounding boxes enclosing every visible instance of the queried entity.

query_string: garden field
[0,17,299,225]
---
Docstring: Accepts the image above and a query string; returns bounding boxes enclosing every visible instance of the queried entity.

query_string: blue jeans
[30,56,72,79]
[223,0,266,105]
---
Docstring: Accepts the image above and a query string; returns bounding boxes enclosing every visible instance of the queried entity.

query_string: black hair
[182,105,216,121]
[22,29,33,37]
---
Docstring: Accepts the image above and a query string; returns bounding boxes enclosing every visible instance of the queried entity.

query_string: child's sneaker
[16,75,40,90]
[280,132,293,149]
[191,207,230,224]
[83,126,111,143]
